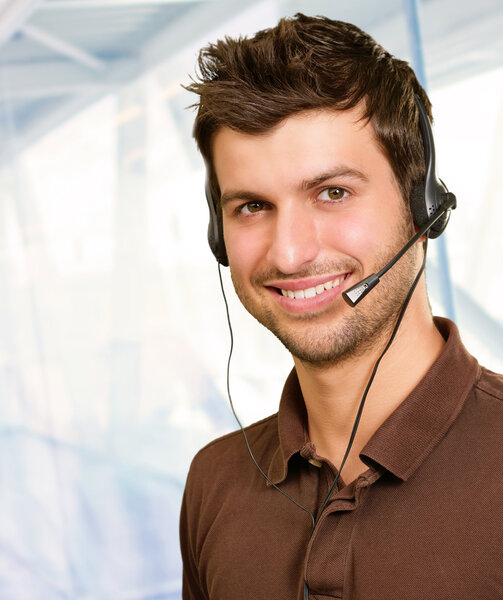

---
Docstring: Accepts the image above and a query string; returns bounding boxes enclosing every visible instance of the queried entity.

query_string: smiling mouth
[276,274,348,299]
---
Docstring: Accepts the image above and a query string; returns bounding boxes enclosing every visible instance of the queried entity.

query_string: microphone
[342,192,456,307]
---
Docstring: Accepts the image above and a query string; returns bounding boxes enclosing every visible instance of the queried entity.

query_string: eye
[317,187,348,203]
[239,201,266,215]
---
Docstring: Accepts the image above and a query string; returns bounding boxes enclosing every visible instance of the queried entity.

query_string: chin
[271,322,374,365]
[249,284,408,365]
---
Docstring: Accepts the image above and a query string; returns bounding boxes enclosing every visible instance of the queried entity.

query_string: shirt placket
[303,473,379,599]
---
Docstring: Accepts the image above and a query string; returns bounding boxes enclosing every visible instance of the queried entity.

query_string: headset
[203,94,456,282]
[410,95,456,238]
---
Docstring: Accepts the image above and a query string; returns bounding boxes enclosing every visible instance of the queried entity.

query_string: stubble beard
[230,225,419,367]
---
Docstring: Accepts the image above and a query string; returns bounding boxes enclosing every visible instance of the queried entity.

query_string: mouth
[264,273,351,313]
[276,274,348,300]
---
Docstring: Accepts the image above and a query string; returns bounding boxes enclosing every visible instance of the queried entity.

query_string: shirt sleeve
[179,460,208,600]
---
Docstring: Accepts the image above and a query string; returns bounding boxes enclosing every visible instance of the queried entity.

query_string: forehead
[211,107,395,192]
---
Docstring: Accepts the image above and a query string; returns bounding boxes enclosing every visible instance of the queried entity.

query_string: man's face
[213,108,419,365]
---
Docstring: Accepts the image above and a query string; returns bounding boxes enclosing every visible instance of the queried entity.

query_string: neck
[293,285,445,483]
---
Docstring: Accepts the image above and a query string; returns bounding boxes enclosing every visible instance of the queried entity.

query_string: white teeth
[280,275,345,299]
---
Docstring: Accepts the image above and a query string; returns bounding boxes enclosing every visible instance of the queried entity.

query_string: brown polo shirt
[180,318,503,599]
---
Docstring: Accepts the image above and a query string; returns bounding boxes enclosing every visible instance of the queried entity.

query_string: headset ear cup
[214,212,229,265]
[428,208,450,239]
[205,178,229,266]
[410,182,428,229]
[414,95,456,239]
[409,182,450,239]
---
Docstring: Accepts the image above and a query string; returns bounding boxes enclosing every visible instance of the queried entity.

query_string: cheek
[320,213,376,259]
[223,224,269,276]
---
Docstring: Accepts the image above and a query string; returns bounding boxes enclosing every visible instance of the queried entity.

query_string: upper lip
[265,273,350,291]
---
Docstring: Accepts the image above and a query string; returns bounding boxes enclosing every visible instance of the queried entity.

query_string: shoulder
[454,366,503,479]
[474,365,503,402]
[180,413,280,550]
[467,366,503,441]
[461,365,503,429]
[199,412,278,452]
[193,412,278,462]
[184,412,279,493]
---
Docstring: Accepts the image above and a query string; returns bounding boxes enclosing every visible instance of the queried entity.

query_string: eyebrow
[220,190,268,208]
[220,165,369,207]
[301,166,369,190]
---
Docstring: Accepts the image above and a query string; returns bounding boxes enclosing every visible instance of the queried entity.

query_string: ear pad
[205,177,228,266]
[410,182,428,227]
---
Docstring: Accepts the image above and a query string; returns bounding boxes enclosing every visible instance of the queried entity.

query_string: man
[180,14,503,600]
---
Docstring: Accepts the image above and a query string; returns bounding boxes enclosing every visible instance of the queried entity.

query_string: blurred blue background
[0,0,502,598]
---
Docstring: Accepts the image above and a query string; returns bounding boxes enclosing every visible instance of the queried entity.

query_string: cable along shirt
[180,318,503,599]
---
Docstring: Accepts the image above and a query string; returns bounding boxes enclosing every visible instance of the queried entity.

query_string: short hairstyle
[186,13,432,209]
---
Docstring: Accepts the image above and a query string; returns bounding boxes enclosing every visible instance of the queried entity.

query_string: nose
[266,204,321,274]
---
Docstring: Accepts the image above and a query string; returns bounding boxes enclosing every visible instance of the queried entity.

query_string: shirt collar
[361,317,479,480]
[267,368,309,484]
[267,317,480,485]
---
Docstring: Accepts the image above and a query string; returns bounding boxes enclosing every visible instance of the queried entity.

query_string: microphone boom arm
[342,193,456,307]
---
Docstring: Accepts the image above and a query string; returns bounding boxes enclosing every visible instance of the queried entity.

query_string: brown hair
[186,13,431,207]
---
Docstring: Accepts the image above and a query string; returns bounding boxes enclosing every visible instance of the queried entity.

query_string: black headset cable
[217,239,428,534]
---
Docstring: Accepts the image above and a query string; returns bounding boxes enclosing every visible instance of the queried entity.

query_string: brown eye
[327,188,345,201]
[243,201,264,214]
[318,187,348,203]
